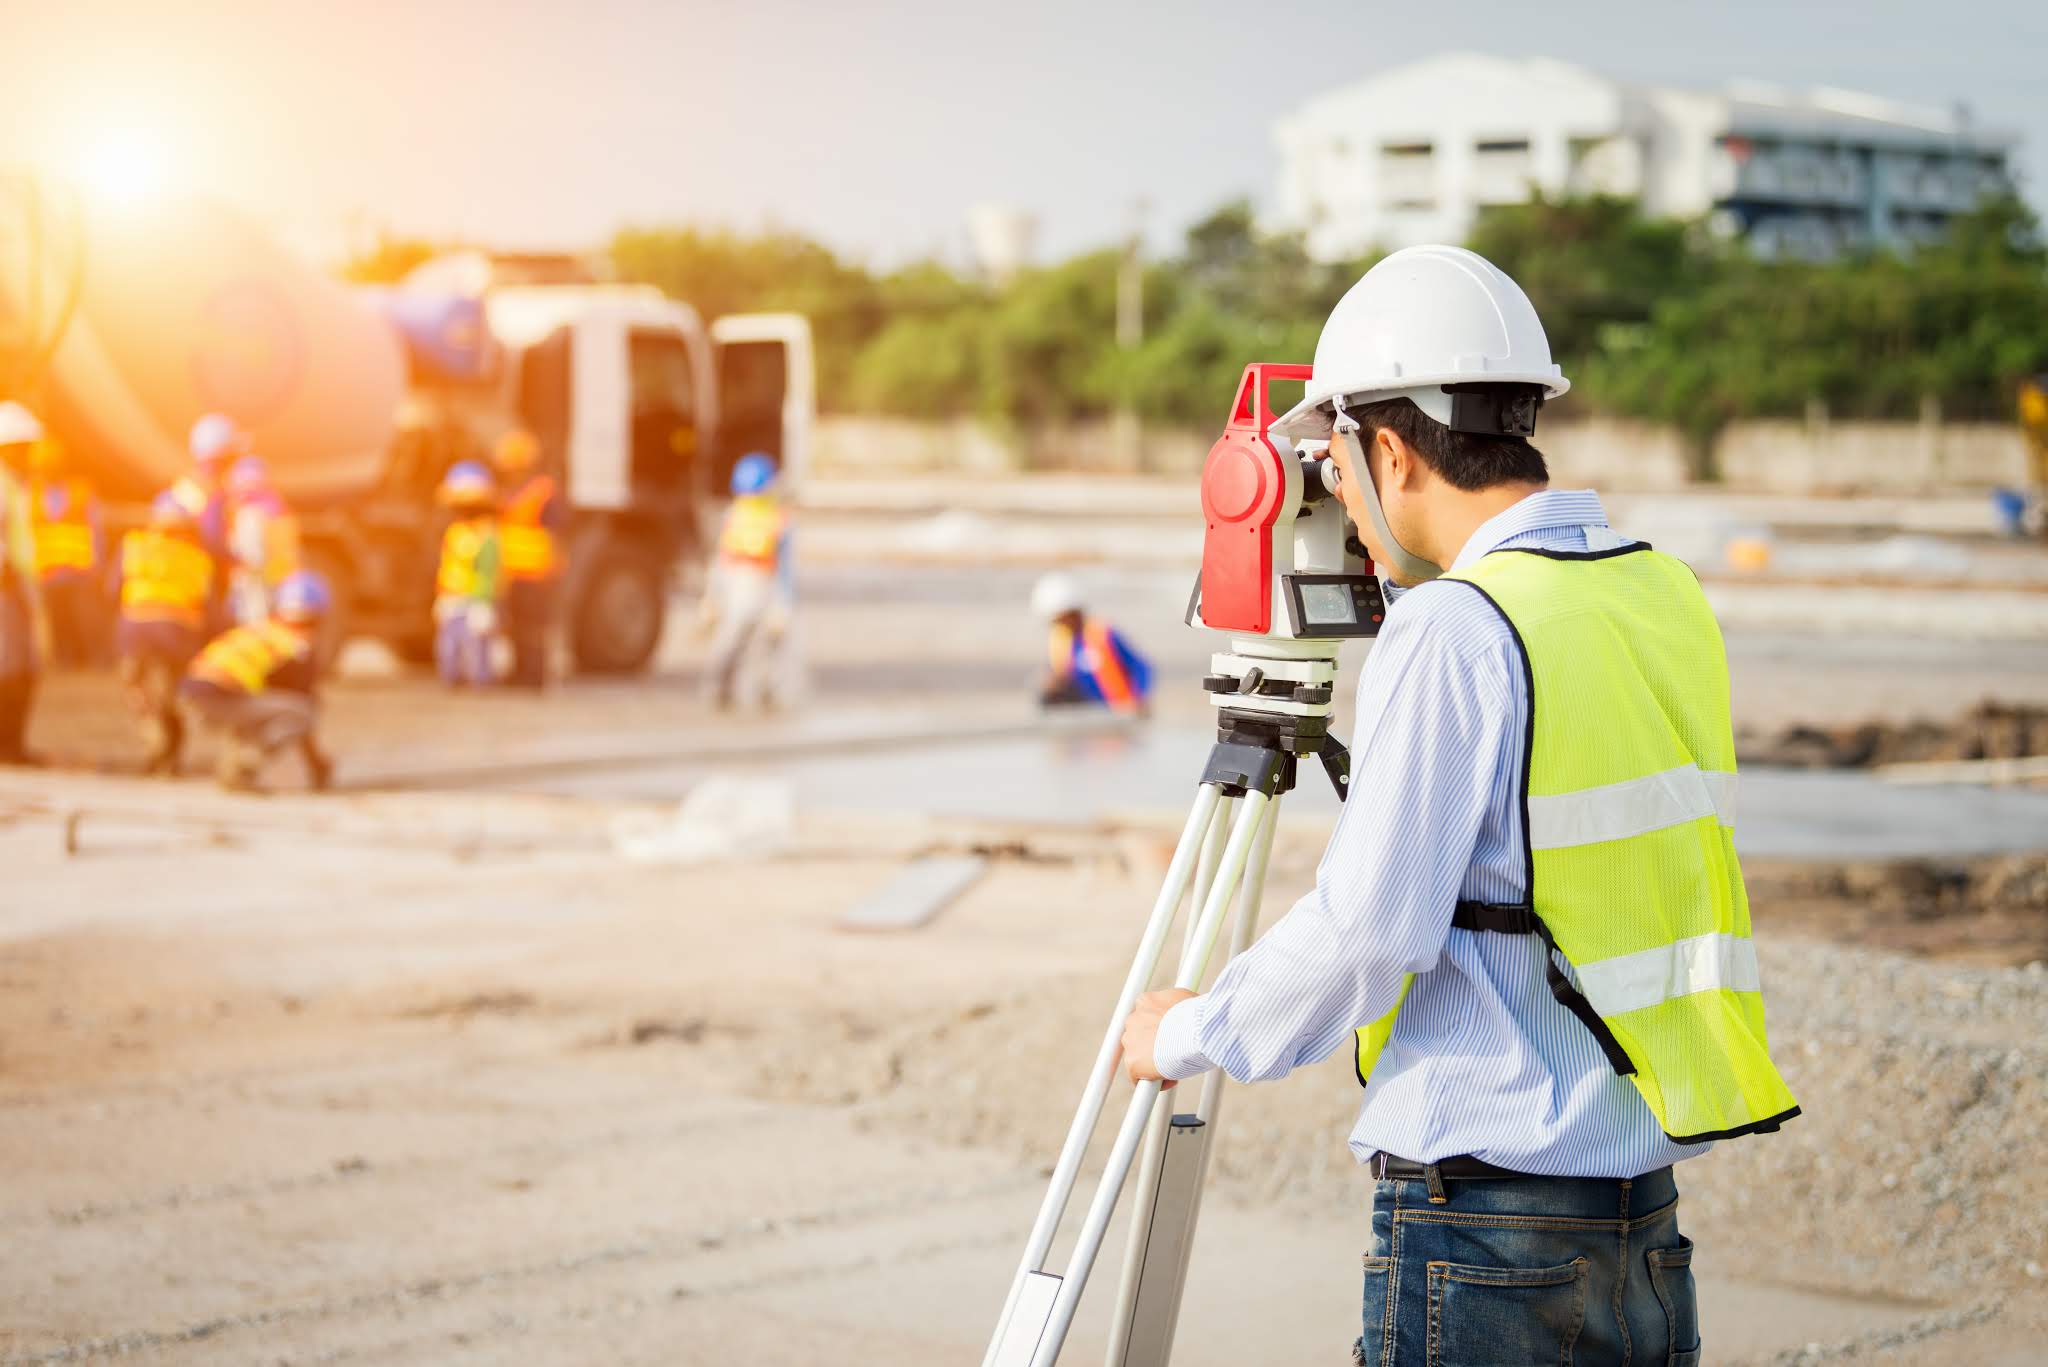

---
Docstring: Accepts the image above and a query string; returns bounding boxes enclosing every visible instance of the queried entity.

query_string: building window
[1476,137,1535,203]
[1379,142,1435,204]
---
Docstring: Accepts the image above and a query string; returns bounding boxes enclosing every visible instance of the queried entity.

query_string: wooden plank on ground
[837,854,989,932]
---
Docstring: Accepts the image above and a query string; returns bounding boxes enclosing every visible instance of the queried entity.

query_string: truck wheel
[571,540,667,674]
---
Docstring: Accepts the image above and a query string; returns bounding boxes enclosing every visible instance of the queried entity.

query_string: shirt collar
[1448,489,1610,571]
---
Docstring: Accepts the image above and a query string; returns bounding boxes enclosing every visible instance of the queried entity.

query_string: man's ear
[1376,427,1426,492]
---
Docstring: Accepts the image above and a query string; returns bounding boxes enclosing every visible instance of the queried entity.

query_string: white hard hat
[0,401,44,447]
[189,412,244,463]
[1030,573,1084,620]
[1271,245,1568,442]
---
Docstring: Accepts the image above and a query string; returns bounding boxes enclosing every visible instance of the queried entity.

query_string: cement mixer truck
[1,181,813,673]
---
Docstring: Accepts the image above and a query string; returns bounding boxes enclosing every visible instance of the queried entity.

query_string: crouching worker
[1030,573,1152,715]
[697,452,794,709]
[118,489,218,775]
[181,571,334,792]
[433,461,501,687]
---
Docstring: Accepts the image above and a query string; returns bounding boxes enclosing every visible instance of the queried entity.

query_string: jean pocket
[1425,1257,1586,1367]
[1355,1255,1392,1367]
[1647,1236,1701,1363]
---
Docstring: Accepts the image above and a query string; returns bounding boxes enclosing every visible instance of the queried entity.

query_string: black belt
[1372,1152,1534,1183]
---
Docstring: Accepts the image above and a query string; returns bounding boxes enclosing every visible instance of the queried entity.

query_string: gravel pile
[756,934,2048,1298]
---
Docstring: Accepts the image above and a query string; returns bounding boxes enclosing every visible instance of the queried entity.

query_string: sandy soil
[2,772,2044,1366]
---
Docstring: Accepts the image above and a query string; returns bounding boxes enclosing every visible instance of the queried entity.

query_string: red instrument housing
[1199,363,1313,633]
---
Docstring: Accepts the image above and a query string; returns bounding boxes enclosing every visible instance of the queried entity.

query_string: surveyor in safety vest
[695,452,796,709]
[117,487,220,775]
[432,461,501,687]
[181,570,334,792]
[490,428,566,689]
[1029,572,1152,715]
[26,436,107,666]
[0,402,46,764]
[1117,246,1796,1367]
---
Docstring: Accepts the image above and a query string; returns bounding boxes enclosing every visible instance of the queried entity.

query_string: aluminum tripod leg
[983,784,1226,1367]
[1103,797,1280,1367]
[1014,789,1276,1367]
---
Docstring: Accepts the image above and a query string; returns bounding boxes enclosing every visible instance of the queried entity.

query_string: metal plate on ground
[836,854,988,932]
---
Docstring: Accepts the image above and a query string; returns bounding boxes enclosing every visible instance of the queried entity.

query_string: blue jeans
[436,612,493,686]
[1355,1166,1699,1367]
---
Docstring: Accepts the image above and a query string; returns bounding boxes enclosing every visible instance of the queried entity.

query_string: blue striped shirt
[1151,489,1708,1178]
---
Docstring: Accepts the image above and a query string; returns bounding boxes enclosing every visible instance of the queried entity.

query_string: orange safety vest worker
[189,620,310,694]
[1047,616,1143,712]
[498,475,561,580]
[717,495,787,569]
[120,529,215,629]
[31,478,97,577]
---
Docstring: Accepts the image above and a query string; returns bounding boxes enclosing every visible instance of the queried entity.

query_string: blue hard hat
[438,459,496,504]
[274,570,332,623]
[730,452,778,496]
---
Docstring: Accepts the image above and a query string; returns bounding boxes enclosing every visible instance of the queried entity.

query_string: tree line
[347,193,2048,436]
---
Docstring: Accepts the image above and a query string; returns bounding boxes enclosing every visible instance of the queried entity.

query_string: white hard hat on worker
[1271,245,1568,584]
[1271,245,1568,442]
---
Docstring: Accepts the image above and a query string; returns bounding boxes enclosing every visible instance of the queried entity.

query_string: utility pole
[1113,197,1149,471]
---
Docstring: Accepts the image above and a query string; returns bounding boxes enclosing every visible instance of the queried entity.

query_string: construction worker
[117,487,218,774]
[180,570,334,792]
[0,402,45,763]
[1117,247,1795,1366]
[491,428,566,689]
[433,460,500,687]
[223,455,301,624]
[27,436,107,666]
[1030,572,1152,714]
[2019,373,2048,537]
[184,412,242,558]
[696,452,794,709]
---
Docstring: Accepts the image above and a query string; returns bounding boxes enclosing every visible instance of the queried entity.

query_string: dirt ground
[1,771,2044,1366]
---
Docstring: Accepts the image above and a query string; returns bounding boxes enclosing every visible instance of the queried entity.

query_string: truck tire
[571,539,668,674]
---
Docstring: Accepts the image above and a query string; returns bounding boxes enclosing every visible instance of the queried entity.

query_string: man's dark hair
[1351,391,1549,492]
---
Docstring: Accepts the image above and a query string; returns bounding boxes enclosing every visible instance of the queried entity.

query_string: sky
[1,0,2043,268]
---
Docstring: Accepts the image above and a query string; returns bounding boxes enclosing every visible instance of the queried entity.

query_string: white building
[1273,54,2020,261]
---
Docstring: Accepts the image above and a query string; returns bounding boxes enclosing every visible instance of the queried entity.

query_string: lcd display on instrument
[1297,582,1357,626]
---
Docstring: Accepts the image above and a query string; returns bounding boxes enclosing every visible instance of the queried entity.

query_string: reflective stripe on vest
[32,480,96,575]
[1081,619,1136,710]
[190,620,307,694]
[438,518,494,599]
[499,476,561,580]
[718,496,785,567]
[1352,543,1799,1146]
[120,530,214,629]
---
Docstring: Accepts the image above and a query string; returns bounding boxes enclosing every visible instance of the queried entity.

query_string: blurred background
[2,2,2046,1364]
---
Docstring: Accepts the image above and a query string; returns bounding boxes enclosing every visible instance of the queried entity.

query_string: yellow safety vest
[499,475,561,580]
[189,620,309,694]
[437,517,497,600]
[31,478,96,576]
[717,495,786,568]
[119,530,215,629]
[1353,543,1800,1146]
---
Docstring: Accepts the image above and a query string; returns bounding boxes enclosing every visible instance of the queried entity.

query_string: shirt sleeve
[1149,582,1523,1084]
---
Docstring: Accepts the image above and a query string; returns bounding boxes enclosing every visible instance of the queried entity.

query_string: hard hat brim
[1271,372,1571,443]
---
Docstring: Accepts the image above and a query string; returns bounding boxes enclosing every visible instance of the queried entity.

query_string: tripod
[986,636,1348,1367]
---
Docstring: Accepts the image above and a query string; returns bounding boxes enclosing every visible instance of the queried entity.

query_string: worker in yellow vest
[117,488,219,775]
[1116,248,1794,1364]
[0,402,46,763]
[433,461,501,687]
[26,436,107,667]
[223,455,301,624]
[491,428,566,689]
[181,570,333,792]
[696,452,794,709]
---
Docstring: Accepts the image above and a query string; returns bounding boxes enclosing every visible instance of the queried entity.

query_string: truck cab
[351,256,813,674]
